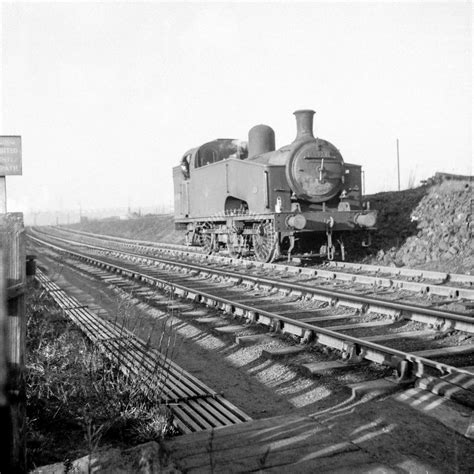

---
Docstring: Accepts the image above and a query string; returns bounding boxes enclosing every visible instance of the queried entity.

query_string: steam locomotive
[173,109,377,262]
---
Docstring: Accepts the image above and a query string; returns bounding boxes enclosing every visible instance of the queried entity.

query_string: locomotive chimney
[248,124,276,158]
[293,109,315,141]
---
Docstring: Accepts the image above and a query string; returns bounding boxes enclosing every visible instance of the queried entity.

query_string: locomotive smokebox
[248,124,275,158]
[293,109,315,141]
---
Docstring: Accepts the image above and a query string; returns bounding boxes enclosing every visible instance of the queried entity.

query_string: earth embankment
[365,180,472,273]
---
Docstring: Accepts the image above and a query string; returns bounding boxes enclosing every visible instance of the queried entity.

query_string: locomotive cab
[193,139,248,169]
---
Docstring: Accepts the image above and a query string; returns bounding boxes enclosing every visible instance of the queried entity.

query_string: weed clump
[26,287,174,470]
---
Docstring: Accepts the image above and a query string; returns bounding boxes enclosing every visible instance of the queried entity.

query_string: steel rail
[29,231,474,331]
[326,260,474,286]
[48,225,200,253]
[29,233,474,382]
[50,226,474,287]
[134,254,474,329]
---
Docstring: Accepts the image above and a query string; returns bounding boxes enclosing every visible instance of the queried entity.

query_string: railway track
[29,229,474,396]
[63,226,473,288]
[32,227,474,320]
[39,228,474,300]
[52,226,200,254]
[41,226,474,301]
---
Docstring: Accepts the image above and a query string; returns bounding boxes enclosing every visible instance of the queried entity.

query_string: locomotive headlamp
[286,214,306,230]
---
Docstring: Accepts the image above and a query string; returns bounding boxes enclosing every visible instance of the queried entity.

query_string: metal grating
[35,269,251,433]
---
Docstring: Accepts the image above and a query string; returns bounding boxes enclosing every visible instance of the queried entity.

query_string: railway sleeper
[436,319,474,334]
[241,278,256,288]
[337,300,365,312]
[311,336,401,375]
[314,333,345,352]
[285,266,302,275]
[367,305,402,319]
[315,269,337,279]
[407,312,459,331]
[310,294,334,304]
[416,376,474,408]
[277,288,291,297]
[356,274,388,286]
[279,321,305,338]
[256,314,272,327]
[186,291,199,302]
[290,290,303,298]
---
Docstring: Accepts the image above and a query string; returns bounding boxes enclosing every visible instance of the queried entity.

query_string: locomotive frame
[173,109,377,262]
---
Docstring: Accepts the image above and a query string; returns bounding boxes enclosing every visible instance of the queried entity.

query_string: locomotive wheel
[197,222,215,255]
[252,221,277,263]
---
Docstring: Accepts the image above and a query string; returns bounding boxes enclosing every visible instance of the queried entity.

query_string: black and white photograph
[1,1,472,472]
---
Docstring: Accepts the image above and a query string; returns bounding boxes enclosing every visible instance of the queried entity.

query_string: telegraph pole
[396,138,400,191]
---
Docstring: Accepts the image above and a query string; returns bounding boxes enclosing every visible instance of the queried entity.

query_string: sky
[1,1,472,217]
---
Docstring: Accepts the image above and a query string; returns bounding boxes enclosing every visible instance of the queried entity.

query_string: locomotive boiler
[173,109,377,262]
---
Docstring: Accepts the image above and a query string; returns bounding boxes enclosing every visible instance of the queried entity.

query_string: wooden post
[0,249,9,473]
[0,213,26,473]
[396,138,400,191]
